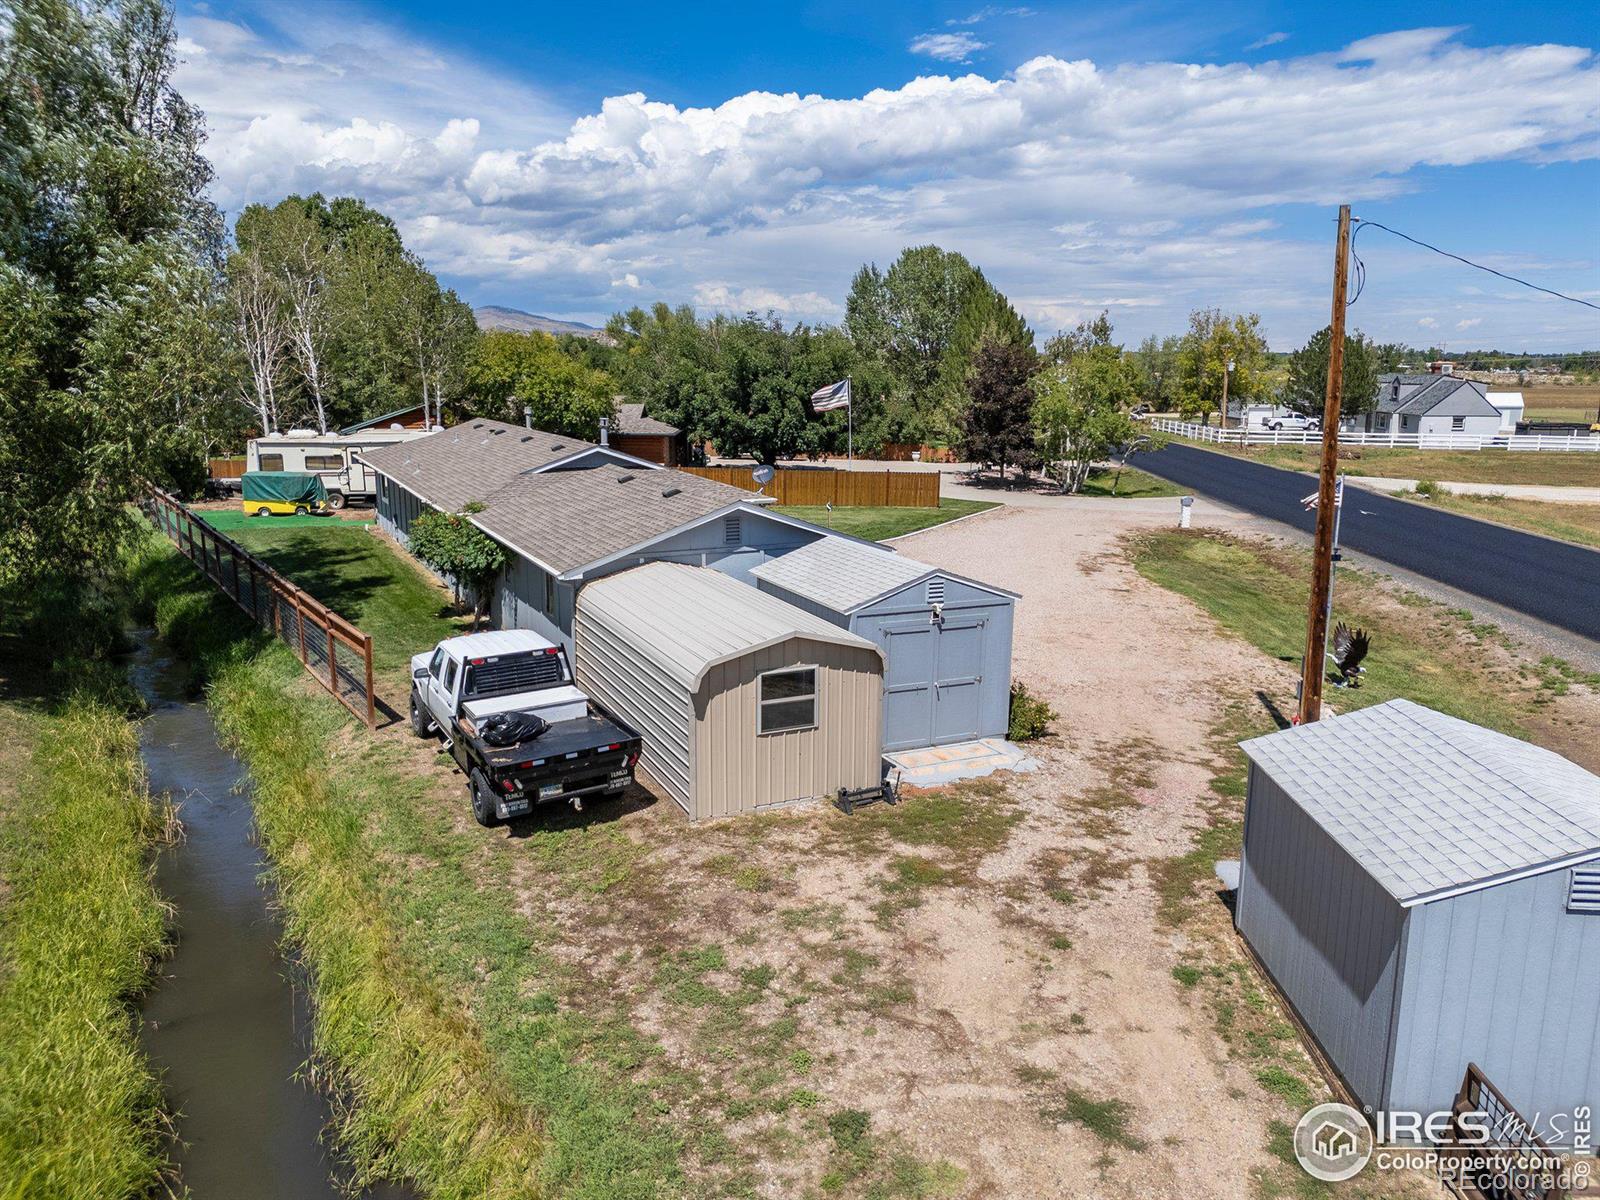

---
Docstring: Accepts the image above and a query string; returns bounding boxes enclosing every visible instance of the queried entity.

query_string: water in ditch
[130,629,414,1199]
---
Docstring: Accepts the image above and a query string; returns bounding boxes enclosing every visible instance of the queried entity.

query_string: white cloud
[177,13,1600,344]
[1417,317,1440,329]
[946,6,1034,26]
[1456,317,1484,330]
[908,32,987,62]
[1248,32,1290,50]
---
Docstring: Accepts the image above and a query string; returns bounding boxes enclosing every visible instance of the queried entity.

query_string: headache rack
[464,650,564,698]
[833,773,902,815]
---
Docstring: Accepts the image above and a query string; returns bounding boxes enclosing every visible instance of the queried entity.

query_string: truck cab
[410,629,642,826]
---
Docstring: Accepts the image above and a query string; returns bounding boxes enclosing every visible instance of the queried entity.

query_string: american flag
[807,379,851,413]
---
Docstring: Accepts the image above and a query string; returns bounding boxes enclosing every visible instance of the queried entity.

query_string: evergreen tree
[1283,326,1380,416]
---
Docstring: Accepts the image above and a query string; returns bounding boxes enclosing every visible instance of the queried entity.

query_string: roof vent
[927,578,946,605]
[472,422,484,429]
[550,443,565,452]
[520,435,533,443]
[491,428,503,435]
[616,473,636,484]
[661,486,681,498]
[724,515,741,545]
[1569,867,1600,914]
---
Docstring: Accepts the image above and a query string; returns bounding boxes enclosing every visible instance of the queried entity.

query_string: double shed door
[878,614,987,751]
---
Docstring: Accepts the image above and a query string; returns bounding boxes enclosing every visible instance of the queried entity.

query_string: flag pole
[847,376,853,464]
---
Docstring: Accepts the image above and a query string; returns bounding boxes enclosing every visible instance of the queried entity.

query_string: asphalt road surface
[1139,442,1600,643]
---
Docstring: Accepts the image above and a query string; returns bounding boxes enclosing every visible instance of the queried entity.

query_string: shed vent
[1569,867,1600,914]
[926,578,945,605]
[724,515,741,545]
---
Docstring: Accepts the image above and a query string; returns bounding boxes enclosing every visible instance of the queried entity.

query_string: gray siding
[1236,764,1406,1108]
[492,554,572,650]
[579,508,818,586]
[1387,862,1600,1132]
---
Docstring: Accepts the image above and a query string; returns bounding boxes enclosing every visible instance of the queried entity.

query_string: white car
[1263,413,1321,432]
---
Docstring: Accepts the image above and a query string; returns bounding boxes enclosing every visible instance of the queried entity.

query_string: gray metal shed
[573,562,883,820]
[1236,699,1600,1140]
[751,538,1016,752]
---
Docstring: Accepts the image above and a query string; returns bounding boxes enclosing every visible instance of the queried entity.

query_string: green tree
[605,303,721,455]
[1129,333,1182,409]
[1282,326,1380,417]
[1032,346,1140,493]
[961,335,1038,478]
[465,330,615,439]
[0,0,226,598]
[407,507,507,627]
[1174,309,1267,426]
[1041,311,1114,366]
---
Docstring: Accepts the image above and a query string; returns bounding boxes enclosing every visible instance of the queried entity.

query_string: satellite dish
[752,465,776,486]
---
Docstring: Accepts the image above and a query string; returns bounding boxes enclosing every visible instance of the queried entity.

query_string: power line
[1348,218,1600,311]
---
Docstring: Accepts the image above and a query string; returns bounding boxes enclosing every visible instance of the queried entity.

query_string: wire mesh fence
[141,488,376,728]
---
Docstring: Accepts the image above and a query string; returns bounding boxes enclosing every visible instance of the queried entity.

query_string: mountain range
[473,305,606,339]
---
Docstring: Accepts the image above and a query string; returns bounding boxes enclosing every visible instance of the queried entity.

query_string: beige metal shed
[574,562,884,820]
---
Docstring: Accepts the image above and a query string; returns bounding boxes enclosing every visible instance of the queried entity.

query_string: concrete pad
[885,737,1038,787]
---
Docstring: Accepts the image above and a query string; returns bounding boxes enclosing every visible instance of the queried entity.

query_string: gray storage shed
[1236,699,1600,1141]
[573,562,884,820]
[751,537,1016,752]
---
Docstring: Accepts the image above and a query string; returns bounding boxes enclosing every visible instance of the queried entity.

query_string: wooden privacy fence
[682,466,940,508]
[208,456,246,479]
[141,488,377,729]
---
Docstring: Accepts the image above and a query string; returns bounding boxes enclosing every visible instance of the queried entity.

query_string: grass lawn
[1075,464,1187,498]
[1400,491,1600,549]
[214,512,466,673]
[1176,440,1600,487]
[1129,528,1597,744]
[776,497,997,541]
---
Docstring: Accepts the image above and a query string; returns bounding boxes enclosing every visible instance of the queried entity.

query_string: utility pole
[1298,204,1352,725]
[1221,358,1234,427]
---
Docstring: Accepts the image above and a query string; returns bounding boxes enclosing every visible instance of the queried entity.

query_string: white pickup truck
[410,629,642,826]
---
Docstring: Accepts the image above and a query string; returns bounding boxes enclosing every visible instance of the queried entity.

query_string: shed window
[1569,867,1600,914]
[305,453,344,470]
[758,667,817,734]
[258,452,284,471]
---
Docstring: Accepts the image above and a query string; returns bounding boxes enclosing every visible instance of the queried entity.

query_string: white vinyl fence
[1152,418,1600,453]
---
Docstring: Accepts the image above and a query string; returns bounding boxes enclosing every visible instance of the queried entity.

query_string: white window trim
[756,665,818,736]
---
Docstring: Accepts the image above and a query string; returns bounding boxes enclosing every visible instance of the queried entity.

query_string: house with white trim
[1353,374,1504,438]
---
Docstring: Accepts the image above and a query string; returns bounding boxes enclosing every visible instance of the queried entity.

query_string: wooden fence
[682,466,941,507]
[208,456,246,479]
[141,488,377,728]
[1438,1063,1569,1200]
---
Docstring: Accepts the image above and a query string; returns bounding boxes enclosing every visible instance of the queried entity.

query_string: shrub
[1413,479,1443,499]
[1007,682,1058,742]
[407,507,508,625]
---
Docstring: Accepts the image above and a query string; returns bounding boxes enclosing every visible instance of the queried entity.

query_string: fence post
[295,594,308,664]
[327,616,338,697]
[363,635,376,729]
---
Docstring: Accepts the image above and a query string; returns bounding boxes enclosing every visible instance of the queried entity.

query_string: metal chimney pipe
[599,415,610,446]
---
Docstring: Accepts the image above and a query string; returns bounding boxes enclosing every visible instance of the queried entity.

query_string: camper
[240,426,431,509]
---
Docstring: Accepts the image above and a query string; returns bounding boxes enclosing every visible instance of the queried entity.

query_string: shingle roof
[616,402,680,437]
[358,419,602,511]
[1374,374,1490,417]
[577,562,880,689]
[472,463,756,576]
[751,536,1017,613]
[1240,699,1600,905]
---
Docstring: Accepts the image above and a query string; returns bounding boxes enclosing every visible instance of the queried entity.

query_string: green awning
[241,471,328,504]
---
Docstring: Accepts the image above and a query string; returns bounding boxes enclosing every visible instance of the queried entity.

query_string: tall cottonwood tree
[0,0,226,600]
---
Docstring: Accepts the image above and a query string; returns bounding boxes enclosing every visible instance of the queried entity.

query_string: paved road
[1139,442,1600,642]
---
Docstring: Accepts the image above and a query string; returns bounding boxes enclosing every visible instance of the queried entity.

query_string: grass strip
[0,690,170,1200]
[124,528,544,1198]
[775,498,997,541]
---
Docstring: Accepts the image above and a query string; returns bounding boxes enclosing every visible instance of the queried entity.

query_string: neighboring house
[358,419,842,651]
[751,536,1017,752]
[338,404,435,435]
[1235,699,1600,1140]
[1353,374,1504,438]
[613,402,683,466]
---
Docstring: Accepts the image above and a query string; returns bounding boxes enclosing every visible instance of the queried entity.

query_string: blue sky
[176,1,1600,349]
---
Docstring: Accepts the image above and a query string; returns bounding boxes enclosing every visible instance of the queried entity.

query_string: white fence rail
[1151,418,1600,453]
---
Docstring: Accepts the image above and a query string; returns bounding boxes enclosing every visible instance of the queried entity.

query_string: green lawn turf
[1075,464,1188,498]
[775,497,998,541]
[215,511,466,672]
[1171,439,1600,487]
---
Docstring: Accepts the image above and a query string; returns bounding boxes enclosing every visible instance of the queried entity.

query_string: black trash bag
[479,711,549,747]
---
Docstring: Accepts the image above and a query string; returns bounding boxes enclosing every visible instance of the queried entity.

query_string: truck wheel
[326,491,347,510]
[409,693,431,739]
[255,506,272,517]
[469,770,498,828]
